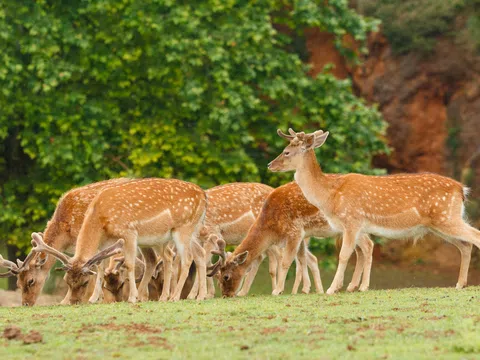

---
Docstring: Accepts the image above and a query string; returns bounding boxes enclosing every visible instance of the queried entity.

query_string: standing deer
[1,178,131,306]
[208,181,374,297]
[269,128,476,294]
[29,178,208,303]
[190,182,321,298]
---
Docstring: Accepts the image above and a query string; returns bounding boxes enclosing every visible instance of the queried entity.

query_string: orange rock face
[305,30,480,267]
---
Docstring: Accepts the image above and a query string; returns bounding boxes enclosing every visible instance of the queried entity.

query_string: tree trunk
[7,244,18,290]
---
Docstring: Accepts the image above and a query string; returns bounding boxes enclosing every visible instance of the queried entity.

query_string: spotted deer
[28,178,208,303]
[269,128,477,294]
[190,182,321,298]
[208,181,374,297]
[102,245,195,302]
[0,178,131,306]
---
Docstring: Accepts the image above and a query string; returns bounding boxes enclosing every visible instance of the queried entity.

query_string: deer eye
[284,151,290,156]
[27,279,35,287]
[81,281,89,288]
[223,274,230,282]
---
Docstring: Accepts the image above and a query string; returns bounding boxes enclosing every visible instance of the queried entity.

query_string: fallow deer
[29,178,208,303]
[269,128,476,294]
[209,181,374,297]
[2,178,131,306]
[102,246,195,302]
[192,182,321,298]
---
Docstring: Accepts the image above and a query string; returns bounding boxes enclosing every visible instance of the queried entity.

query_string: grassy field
[1,286,479,360]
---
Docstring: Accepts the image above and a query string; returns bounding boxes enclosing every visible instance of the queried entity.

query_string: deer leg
[306,248,323,293]
[358,235,374,292]
[327,228,358,295]
[137,247,156,302]
[88,261,105,303]
[122,236,139,303]
[434,222,480,288]
[237,254,264,296]
[292,257,302,295]
[170,227,197,301]
[191,239,207,300]
[273,235,302,296]
[450,240,473,289]
[159,244,174,301]
[266,246,280,291]
[168,253,180,298]
[186,239,205,300]
[202,235,220,299]
[297,241,311,294]
[346,247,364,293]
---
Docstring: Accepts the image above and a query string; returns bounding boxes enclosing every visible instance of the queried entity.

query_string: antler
[84,239,125,269]
[277,129,295,141]
[0,254,19,277]
[207,238,227,277]
[210,237,226,263]
[16,251,38,272]
[31,232,71,266]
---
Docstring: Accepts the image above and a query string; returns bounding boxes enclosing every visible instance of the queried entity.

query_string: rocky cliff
[306,28,480,268]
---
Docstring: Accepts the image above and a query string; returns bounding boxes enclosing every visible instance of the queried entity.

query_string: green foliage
[359,0,466,55]
[0,0,387,250]
[466,14,480,52]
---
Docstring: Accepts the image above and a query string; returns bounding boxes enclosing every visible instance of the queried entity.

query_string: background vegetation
[0,0,387,252]
[357,0,480,55]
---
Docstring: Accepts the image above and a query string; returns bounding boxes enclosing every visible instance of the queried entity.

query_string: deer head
[207,238,248,297]
[268,128,329,172]
[29,232,124,304]
[16,250,51,306]
[0,239,47,306]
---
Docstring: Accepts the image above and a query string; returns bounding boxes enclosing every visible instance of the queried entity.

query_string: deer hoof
[346,284,358,292]
[455,283,465,290]
[272,289,283,296]
[128,296,137,304]
[326,287,337,295]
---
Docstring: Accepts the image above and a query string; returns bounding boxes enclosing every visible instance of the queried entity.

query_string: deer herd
[1,128,478,306]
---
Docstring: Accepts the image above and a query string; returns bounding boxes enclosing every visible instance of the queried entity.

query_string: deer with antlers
[102,245,195,302]
[269,128,477,294]
[29,178,208,304]
[208,181,374,297]
[0,178,132,306]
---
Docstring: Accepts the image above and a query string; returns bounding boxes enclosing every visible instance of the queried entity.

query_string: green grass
[1,287,479,359]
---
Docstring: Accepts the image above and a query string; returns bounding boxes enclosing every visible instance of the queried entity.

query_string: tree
[0,0,387,250]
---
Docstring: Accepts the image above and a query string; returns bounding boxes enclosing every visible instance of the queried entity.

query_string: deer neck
[43,221,74,251]
[294,150,333,212]
[73,213,104,264]
[233,224,270,269]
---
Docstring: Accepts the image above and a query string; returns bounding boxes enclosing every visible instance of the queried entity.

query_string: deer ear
[301,135,315,151]
[313,131,329,149]
[82,267,97,276]
[234,251,248,265]
[36,254,48,268]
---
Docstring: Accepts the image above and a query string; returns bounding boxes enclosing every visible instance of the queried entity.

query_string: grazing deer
[102,251,150,303]
[102,246,195,302]
[208,182,374,297]
[191,182,320,298]
[269,128,477,294]
[29,178,208,303]
[2,178,131,306]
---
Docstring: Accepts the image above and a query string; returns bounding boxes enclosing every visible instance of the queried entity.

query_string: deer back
[202,183,274,244]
